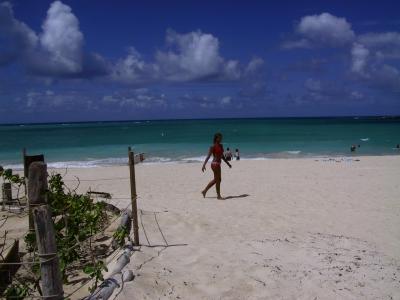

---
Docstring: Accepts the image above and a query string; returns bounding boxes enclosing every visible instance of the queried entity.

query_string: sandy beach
[58,156,400,299]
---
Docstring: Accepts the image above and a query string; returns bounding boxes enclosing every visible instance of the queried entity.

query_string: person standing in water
[224,147,233,161]
[202,133,232,199]
[235,148,240,160]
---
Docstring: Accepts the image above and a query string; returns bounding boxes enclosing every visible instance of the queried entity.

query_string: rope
[154,212,168,246]
[63,177,129,182]
[0,252,58,266]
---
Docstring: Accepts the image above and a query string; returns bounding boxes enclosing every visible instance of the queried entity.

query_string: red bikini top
[212,143,224,157]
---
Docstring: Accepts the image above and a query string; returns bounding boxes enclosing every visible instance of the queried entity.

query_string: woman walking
[202,133,232,199]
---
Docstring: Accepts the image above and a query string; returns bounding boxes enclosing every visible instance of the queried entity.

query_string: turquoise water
[1,117,399,168]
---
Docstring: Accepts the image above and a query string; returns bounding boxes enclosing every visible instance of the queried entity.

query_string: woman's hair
[213,132,223,143]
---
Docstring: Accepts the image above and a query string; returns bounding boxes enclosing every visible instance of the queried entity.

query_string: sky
[0,0,400,123]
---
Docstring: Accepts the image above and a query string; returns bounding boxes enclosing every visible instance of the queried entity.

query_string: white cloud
[245,57,264,75]
[220,96,232,105]
[111,47,158,84]
[155,30,223,81]
[0,1,108,77]
[1,2,261,85]
[357,32,400,59]
[0,2,38,65]
[102,89,167,109]
[351,43,370,75]
[350,91,364,100]
[285,13,355,49]
[297,13,355,46]
[305,78,322,92]
[112,29,253,84]
[223,60,241,80]
[38,0,84,73]
[358,32,400,48]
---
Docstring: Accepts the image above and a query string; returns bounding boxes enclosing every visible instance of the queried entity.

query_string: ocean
[1,117,399,168]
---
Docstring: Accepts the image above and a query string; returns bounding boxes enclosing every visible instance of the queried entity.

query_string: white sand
[63,156,400,299]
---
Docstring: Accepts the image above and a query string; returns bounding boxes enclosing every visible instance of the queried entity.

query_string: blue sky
[1,0,399,123]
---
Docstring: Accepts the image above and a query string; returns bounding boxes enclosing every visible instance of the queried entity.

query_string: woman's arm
[222,155,232,168]
[220,144,232,168]
[202,146,213,172]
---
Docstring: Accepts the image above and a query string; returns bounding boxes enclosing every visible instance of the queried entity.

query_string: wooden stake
[29,162,63,300]
[25,153,45,232]
[22,148,27,197]
[128,147,139,246]
[1,183,11,210]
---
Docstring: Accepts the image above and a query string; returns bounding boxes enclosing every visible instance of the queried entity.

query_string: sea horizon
[1,115,399,126]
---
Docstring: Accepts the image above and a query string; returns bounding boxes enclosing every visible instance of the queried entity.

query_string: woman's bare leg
[202,176,216,198]
[214,166,222,199]
[202,164,222,197]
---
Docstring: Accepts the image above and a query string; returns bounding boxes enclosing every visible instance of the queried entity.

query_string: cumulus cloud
[154,29,241,82]
[284,12,355,49]
[156,30,222,81]
[0,1,108,78]
[1,2,260,85]
[40,1,83,72]
[0,2,38,65]
[357,32,400,59]
[351,43,370,75]
[111,47,159,84]
[283,12,400,96]
[245,57,264,75]
[112,30,258,84]
[350,33,400,93]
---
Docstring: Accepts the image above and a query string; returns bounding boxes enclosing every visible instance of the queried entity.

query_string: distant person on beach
[224,147,233,161]
[351,145,356,152]
[201,133,232,200]
[235,148,240,160]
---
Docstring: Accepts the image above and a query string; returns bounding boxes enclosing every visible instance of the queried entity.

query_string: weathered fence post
[28,162,64,300]
[2,182,12,211]
[22,148,27,198]
[128,147,140,246]
[25,152,45,232]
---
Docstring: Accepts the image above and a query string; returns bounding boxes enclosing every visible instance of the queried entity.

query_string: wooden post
[29,162,63,300]
[2,183,12,210]
[128,147,139,246]
[22,148,27,198]
[25,153,45,232]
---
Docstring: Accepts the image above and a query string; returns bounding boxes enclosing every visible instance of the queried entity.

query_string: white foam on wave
[242,157,270,161]
[180,156,207,163]
[3,163,23,170]
[144,156,173,164]
[285,150,301,155]
[48,157,128,169]
[360,138,369,141]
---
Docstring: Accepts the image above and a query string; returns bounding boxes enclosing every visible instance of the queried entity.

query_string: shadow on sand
[206,194,250,200]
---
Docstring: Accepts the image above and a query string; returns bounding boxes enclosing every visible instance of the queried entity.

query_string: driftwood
[111,210,132,250]
[87,247,135,300]
[87,191,112,199]
[103,202,121,214]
